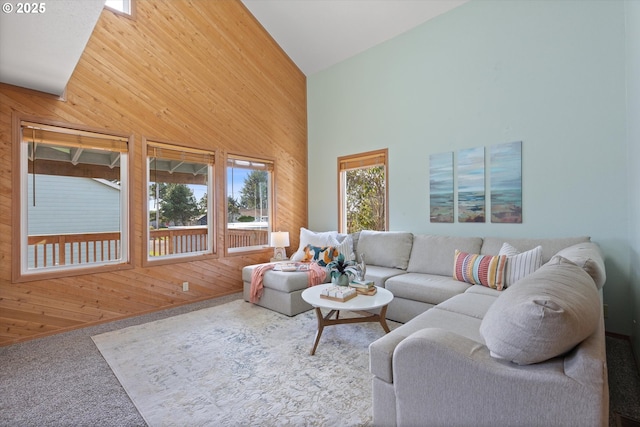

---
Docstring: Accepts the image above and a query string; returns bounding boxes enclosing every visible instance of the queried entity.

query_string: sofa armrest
[393,328,607,427]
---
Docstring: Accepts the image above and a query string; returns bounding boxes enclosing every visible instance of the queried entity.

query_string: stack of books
[349,280,377,295]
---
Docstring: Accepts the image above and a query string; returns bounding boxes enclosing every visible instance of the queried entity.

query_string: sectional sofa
[242,229,608,426]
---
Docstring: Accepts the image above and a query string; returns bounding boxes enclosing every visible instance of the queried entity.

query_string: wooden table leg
[379,304,391,333]
[310,307,325,355]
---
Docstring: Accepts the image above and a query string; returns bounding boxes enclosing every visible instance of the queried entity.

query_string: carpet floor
[1,292,639,426]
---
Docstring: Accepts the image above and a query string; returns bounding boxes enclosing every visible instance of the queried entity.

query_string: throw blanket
[250,263,327,304]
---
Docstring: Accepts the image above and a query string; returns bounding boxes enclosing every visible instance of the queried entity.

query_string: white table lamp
[270,231,290,261]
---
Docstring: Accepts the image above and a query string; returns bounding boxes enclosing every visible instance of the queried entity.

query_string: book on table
[354,287,377,296]
[349,280,375,289]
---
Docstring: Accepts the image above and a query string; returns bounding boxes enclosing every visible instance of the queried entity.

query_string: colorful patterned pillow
[301,245,338,267]
[453,250,507,290]
[499,243,543,287]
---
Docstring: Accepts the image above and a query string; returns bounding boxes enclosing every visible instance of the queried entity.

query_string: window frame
[337,148,389,234]
[142,138,216,267]
[104,0,135,18]
[12,114,134,283]
[225,153,275,256]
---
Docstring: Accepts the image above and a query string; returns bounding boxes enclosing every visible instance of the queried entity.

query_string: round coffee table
[301,284,394,355]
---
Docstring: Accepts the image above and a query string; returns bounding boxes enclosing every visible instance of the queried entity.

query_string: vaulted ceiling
[0,0,468,96]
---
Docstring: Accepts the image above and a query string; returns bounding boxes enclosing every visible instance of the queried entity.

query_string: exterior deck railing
[28,227,269,267]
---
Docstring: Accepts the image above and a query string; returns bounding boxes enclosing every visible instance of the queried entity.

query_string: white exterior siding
[27,174,121,235]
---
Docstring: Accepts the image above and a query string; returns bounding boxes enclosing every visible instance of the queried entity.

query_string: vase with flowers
[327,253,358,286]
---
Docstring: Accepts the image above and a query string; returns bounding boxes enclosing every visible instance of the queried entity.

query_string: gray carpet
[1,292,639,427]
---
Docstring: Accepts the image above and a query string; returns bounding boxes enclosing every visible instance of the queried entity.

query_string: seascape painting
[429,152,454,223]
[490,141,522,223]
[457,147,485,223]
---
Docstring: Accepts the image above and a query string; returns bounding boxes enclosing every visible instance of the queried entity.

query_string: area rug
[92,300,397,426]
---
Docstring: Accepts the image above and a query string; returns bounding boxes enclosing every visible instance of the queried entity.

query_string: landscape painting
[490,141,522,223]
[429,152,454,223]
[457,147,485,223]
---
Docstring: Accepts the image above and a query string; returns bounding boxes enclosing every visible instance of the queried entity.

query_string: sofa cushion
[290,228,338,261]
[435,292,498,320]
[407,235,483,276]
[357,230,413,270]
[453,250,507,290]
[479,259,601,365]
[481,236,590,263]
[242,264,329,292]
[385,273,471,305]
[554,242,606,289]
[364,265,407,288]
[499,243,543,287]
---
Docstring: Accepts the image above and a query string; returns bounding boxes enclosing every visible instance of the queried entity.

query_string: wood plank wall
[0,0,308,346]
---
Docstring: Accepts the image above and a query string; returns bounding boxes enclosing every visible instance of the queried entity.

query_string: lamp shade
[270,231,290,248]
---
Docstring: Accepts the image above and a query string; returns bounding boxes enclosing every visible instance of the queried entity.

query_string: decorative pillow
[453,250,507,290]
[333,234,355,261]
[479,259,601,365]
[301,245,338,267]
[290,228,339,261]
[498,243,543,287]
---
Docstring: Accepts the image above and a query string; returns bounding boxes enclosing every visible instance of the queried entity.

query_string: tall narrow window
[14,119,131,281]
[226,155,273,253]
[338,149,388,234]
[145,140,215,263]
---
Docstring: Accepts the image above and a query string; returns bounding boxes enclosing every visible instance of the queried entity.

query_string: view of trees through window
[345,165,386,232]
[149,183,204,227]
[339,149,388,234]
[227,156,272,251]
[146,141,213,261]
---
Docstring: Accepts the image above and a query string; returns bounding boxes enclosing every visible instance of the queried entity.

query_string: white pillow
[290,228,339,261]
[499,243,543,287]
[333,234,355,261]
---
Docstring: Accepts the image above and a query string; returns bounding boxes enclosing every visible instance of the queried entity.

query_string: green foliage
[237,215,255,222]
[227,196,240,221]
[240,170,268,210]
[346,166,386,233]
[159,184,199,225]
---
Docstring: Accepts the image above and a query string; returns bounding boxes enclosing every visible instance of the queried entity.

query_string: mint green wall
[308,0,632,334]
[626,0,640,361]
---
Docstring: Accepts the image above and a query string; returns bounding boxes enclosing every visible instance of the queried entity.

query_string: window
[14,119,131,281]
[338,149,388,234]
[226,155,273,253]
[145,140,215,263]
[104,0,133,16]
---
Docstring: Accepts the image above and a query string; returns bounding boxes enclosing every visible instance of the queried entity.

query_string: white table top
[302,283,393,311]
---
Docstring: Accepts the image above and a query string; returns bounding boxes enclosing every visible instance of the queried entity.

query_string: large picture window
[13,119,131,281]
[144,140,215,264]
[226,155,273,253]
[338,149,388,234]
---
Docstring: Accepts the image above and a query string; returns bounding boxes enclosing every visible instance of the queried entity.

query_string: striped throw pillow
[453,250,507,290]
[499,243,543,287]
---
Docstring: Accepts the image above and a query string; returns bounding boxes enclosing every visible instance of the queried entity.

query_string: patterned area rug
[92,300,397,426]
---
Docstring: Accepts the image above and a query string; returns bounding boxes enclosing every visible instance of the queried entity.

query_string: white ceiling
[0,0,105,96]
[0,0,468,96]
[241,0,469,75]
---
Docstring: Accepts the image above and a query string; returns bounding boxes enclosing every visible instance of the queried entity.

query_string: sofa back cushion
[479,257,601,365]
[481,236,590,263]
[408,235,483,276]
[356,230,413,270]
